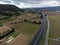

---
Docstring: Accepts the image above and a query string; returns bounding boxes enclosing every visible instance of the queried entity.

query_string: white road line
[34,26,44,45]
[34,15,46,45]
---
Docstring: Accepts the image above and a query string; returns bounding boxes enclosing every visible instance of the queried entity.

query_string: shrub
[24,19,27,22]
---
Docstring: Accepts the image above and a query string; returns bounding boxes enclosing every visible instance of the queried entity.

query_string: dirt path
[49,38,60,42]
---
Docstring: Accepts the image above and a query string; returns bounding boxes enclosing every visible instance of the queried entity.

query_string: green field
[12,22,40,34]
[48,14,60,45]
[49,15,60,38]
[48,40,60,45]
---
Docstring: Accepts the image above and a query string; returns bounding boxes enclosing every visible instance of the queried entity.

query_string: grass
[0,15,8,19]
[6,31,20,38]
[48,40,60,45]
[45,12,60,45]
[0,16,17,23]
[49,15,60,39]
[12,22,40,34]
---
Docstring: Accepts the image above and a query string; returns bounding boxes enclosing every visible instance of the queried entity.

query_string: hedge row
[0,28,14,40]
[24,19,41,24]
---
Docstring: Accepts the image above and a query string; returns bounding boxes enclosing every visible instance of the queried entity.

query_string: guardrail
[29,12,47,45]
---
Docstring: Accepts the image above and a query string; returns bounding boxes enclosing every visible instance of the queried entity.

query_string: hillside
[0,4,24,11]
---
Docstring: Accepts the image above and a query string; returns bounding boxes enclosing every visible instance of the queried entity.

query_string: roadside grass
[12,22,40,34]
[49,15,60,39]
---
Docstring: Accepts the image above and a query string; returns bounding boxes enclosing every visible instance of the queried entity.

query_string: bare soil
[0,26,8,33]
[10,34,30,45]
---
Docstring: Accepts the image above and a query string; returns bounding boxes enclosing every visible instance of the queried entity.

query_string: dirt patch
[0,26,9,33]
[10,34,30,45]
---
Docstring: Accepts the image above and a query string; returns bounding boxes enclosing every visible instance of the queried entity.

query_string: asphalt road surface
[44,15,50,45]
[29,12,47,45]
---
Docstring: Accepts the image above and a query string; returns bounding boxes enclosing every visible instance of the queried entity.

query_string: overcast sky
[0,0,60,8]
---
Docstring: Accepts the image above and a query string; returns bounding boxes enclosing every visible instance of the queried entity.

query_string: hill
[0,4,24,11]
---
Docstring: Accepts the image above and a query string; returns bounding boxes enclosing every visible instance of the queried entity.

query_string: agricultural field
[45,11,60,45]
[49,15,60,38]
[12,22,40,34]
[0,11,42,45]
[10,34,31,45]
[48,40,60,45]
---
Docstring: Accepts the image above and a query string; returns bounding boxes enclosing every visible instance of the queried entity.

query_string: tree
[24,19,27,22]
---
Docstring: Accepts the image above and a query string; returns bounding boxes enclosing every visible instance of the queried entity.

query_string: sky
[0,0,60,8]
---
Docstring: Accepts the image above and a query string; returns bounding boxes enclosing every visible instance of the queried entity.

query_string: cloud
[39,1,60,7]
[0,0,13,4]
[18,1,60,8]
[0,0,60,8]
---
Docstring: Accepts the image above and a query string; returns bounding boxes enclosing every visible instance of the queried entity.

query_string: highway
[44,15,50,45]
[29,12,47,45]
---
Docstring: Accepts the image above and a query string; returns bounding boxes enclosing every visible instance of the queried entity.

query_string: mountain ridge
[0,4,24,11]
[24,6,60,11]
